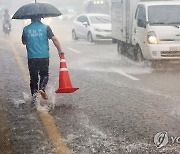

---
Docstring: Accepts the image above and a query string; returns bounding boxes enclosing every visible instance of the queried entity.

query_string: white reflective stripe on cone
[60,68,68,71]
[60,59,66,62]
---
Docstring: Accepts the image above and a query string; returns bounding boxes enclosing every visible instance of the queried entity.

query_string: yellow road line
[39,112,69,154]
[0,38,70,154]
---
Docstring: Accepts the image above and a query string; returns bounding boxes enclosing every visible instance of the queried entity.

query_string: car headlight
[147,31,159,44]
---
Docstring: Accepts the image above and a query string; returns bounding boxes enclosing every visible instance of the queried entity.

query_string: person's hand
[58,51,63,56]
[59,52,65,59]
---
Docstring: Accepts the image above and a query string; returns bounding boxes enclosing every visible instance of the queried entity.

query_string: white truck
[111,0,180,61]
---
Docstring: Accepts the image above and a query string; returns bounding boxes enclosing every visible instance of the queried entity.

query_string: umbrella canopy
[12,3,62,19]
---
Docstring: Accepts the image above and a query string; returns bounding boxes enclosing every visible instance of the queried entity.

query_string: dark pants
[28,58,49,96]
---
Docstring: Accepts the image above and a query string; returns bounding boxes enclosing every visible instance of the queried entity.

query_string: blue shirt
[22,22,53,59]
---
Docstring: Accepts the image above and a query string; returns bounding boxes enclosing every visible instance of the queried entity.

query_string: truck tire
[117,41,126,55]
[134,45,144,62]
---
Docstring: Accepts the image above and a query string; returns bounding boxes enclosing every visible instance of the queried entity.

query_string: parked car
[72,13,112,42]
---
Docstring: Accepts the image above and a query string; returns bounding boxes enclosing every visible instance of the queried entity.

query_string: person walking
[22,16,63,102]
[2,9,11,31]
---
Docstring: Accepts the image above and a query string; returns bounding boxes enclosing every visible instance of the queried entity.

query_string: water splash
[13,99,25,107]
[35,94,50,112]
[19,84,57,112]
[70,51,152,75]
[46,84,56,109]
[22,92,31,101]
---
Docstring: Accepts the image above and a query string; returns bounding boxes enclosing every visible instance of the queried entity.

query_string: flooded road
[0,18,180,153]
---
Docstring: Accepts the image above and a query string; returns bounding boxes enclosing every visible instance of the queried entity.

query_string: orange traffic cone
[55,53,79,93]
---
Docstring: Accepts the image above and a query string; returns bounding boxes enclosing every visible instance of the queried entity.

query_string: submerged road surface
[0,18,180,153]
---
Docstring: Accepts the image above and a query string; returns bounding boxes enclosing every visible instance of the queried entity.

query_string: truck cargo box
[111,0,140,43]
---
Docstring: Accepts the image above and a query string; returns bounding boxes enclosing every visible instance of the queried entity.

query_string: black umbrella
[12,2,62,19]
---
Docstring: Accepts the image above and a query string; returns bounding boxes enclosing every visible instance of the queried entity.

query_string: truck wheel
[117,42,126,55]
[72,30,78,40]
[134,45,144,62]
[87,32,93,42]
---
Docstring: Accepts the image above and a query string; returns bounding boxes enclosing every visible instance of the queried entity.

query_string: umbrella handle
[35,0,37,3]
